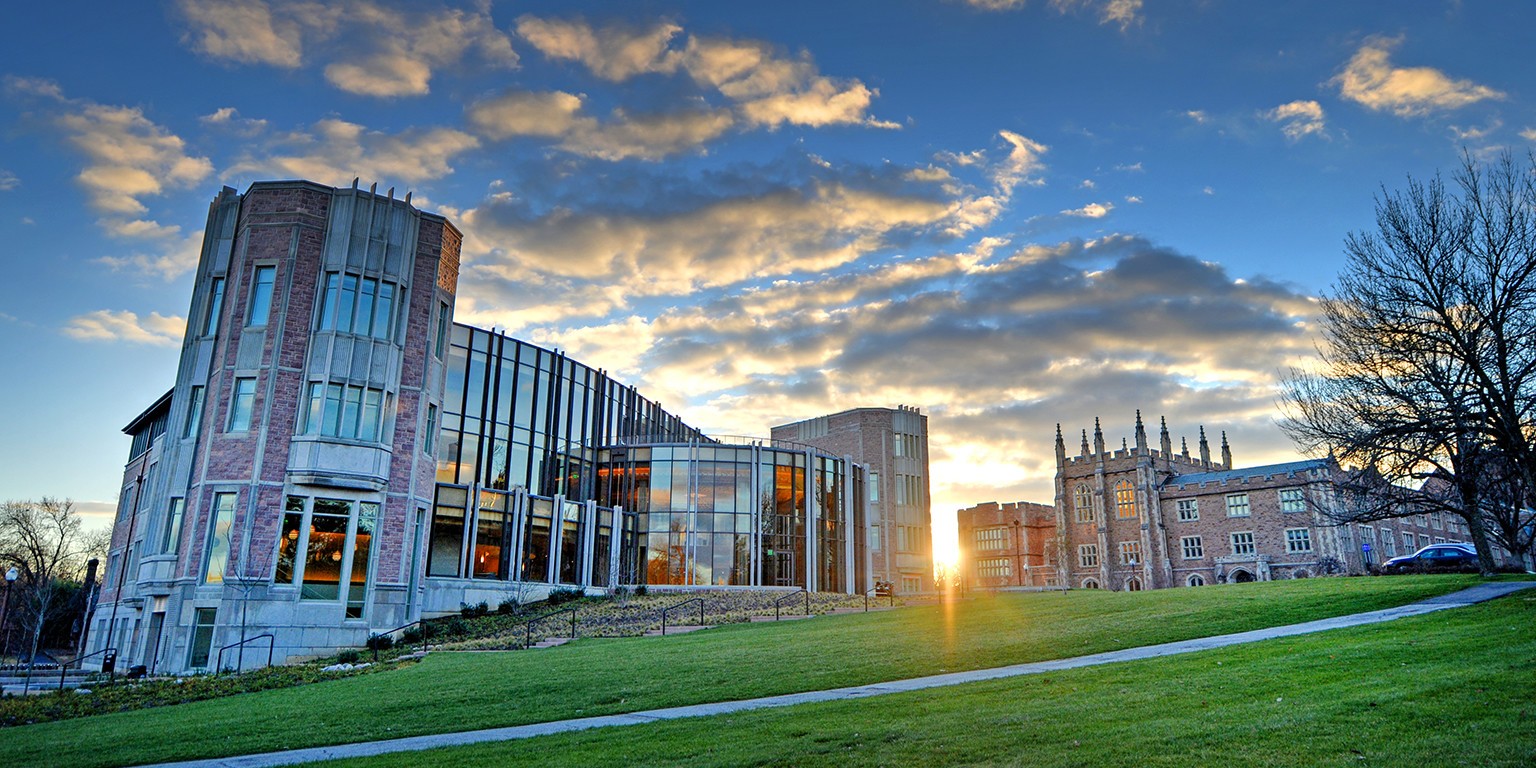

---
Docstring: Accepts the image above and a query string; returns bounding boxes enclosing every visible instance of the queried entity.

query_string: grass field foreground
[323,589,1536,768]
[1,575,1487,768]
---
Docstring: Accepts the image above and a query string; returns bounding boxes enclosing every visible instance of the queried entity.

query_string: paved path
[145,581,1535,768]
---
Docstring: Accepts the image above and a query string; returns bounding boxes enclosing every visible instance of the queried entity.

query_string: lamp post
[1,566,18,661]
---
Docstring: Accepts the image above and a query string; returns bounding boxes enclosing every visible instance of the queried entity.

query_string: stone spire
[1221,430,1232,468]
[1080,429,1090,456]
[1055,423,1066,465]
[1181,436,1190,459]
[1093,417,1106,457]
[1159,416,1173,456]
[1198,426,1211,464]
[1134,410,1148,454]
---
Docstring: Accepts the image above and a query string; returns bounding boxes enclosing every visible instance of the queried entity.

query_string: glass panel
[559,502,582,584]
[347,504,377,618]
[337,274,358,333]
[189,608,217,668]
[427,493,467,577]
[341,386,363,439]
[319,273,340,330]
[203,278,224,335]
[323,384,343,436]
[355,278,377,336]
[360,388,382,441]
[275,498,304,584]
[248,265,275,326]
[522,499,553,582]
[203,493,236,584]
[160,498,186,554]
[473,506,506,579]
[302,500,351,600]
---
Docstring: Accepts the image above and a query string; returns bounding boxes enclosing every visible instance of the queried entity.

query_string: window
[1226,493,1251,517]
[204,492,236,584]
[1073,484,1093,523]
[203,278,225,335]
[319,273,400,340]
[1420,534,1431,548]
[1359,525,1376,545]
[274,495,380,619]
[1187,573,1206,587]
[868,472,879,503]
[902,576,921,594]
[1285,528,1313,554]
[977,558,1011,579]
[228,378,256,432]
[1177,499,1198,521]
[1119,540,1141,566]
[1181,535,1204,559]
[1279,488,1306,513]
[1081,578,1100,589]
[1430,512,1443,530]
[183,386,205,438]
[1078,544,1099,568]
[435,301,450,358]
[975,527,1008,551]
[188,608,217,669]
[159,498,185,554]
[1114,480,1138,519]
[303,383,387,441]
[1403,532,1416,552]
[1230,531,1255,556]
[423,404,437,453]
[247,265,275,327]
[894,474,922,507]
[868,523,881,551]
[1382,529,1396,557]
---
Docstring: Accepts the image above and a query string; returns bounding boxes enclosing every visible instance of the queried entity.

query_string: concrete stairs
[0,669,92,695]
[748,614,811,622]
[643,625,712,636]
[529,637,571,649]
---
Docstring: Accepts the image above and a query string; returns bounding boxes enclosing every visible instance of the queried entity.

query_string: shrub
[546,587,585,606]
[444,618,469,637]
[635,585,648,596]
[366,633,394,651]
[336,649,361,664]
[400,627,423,645]
[497,598,520,615]
[459,601,489,618]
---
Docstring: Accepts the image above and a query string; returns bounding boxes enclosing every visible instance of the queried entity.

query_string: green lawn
[0,576,1491,768]
[326,589,1536,768]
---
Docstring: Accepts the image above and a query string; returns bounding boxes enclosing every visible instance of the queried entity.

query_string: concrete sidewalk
[144,581,1536,768]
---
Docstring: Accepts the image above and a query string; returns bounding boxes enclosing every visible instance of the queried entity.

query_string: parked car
[1381,543,1479,574]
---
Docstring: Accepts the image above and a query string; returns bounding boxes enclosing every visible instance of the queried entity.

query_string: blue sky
[0,1,1529,558]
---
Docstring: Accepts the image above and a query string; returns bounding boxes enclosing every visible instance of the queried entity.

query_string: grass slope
[1,576,1484,768]
[327,591,1536,768]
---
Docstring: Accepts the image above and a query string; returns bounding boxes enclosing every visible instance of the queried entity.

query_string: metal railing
[660,597,704,635]
[522,606,579,649]
[215,633,275,675]
[774,590,809,620]
[371,619,433,661]
[864,587,894,612]
[51,646,118,692]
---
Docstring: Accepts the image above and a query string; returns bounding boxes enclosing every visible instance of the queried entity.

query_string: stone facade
[771,406,933,593]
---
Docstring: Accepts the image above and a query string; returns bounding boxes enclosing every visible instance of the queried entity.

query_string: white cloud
[1185,110,1209,124]
[1521,128,1536,142]
[96,231,206,281]
[992,130,1048,195]
[1078,179,1095,189]
[0,170,17,191]
[1264,100,1326,141]
[63,310,186,346]
[1202,186,1215,195]
[1334,36,1504,117]
[175,0,517,97]
[467,90,586,139]
[961,0,1144,30]
[1124,195,1142,203]
[466,89,736,161]
[1062,202,1113,218]
[229,118,479,186]
[1115,161,1143,172]
[516,16,681,81]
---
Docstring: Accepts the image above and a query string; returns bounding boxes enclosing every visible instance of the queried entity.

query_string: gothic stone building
[956,500,1057,589]
[1051,413,1459,590]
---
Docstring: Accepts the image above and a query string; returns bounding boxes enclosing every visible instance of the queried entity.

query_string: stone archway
[1230,568,1255,583]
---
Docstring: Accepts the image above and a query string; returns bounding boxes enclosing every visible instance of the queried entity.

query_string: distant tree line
[1282,153,1536,574]
[0,498,106,664]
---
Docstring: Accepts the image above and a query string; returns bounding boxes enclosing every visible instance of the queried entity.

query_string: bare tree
[0,498,98,685]
[1282,153,1536,572]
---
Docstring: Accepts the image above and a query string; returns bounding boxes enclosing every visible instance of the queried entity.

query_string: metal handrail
[371,619,433,661]
[774,590,809,620]
[521,607,578,649]
[215,633,274,675]
[864,586,895,611]
[55,646,118,692]
[660,597,704,635]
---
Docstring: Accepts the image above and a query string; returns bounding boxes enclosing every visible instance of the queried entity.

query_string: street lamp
[1,566,18,661]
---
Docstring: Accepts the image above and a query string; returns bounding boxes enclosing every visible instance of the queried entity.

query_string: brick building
[773,406,933,594]
[92,181,873,674]
[1050,413,1466,590]
[955,500,1057,588]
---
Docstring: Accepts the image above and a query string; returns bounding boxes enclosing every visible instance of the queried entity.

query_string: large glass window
[1279,487,1306,513]
[318,272,400,340]
[1118,540,1141,565]
[160,498,185,555]
[183,387,205,439]
[188,608,217,669]
[1073,484,1093,523]
[228,378,256,432]
[271,496,379,618]
[1230,531,1255,556]
[1181,535,1203,559]
[1114,480,1137,519]
[427,487,468,577]
[975,527,1007,551]
[473,491,508,580]
[275,497,304,585]
[1078,544,1099,568]
[1177,499,1198,521]
[203,492,236,584]
[1226,493,1251,517]
[1285,528,1313,554]
[523,498,553,582]
[247,265,275,327]
[203,278,225,335]
[303,500,350,601]
[347,504,377,619]
[303,383,386,441]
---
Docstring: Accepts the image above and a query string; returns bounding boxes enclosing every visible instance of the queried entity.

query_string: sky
[0,1,1531,563]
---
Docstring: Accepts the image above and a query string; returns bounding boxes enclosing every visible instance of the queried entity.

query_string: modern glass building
[92,181,871,674]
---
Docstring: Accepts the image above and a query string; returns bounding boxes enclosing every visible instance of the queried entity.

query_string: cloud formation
[467,89,736,161]
[174,0,517,97]
[1062,201,1112,218]
[63,310,186,346]
[1264,100,1326,141]
[228,118,479,186]
[1335,37,1504,117]
[962,0,1144,30]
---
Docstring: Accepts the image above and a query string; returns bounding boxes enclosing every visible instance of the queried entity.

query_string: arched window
[1073,484,1093,523]
[1187,573,1206,587]
[1081,578,1100,590]
[1114,480,1138,519]
[1125,577,1142,591]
